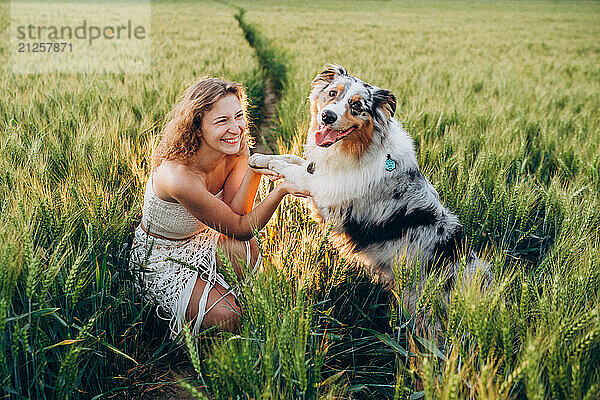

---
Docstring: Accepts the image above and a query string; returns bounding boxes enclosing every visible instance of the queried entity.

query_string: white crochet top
[141,173,222,239]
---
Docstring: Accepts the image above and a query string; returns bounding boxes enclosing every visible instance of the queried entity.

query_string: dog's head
[309,64,396,157]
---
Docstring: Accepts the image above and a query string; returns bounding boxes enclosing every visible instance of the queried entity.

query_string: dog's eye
[328,90,337,97]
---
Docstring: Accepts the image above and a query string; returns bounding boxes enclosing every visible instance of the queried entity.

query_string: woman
[130,78,309,339]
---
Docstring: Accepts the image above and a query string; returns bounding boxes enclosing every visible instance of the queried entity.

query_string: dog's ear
[372,89,397,120]
[311,64,347,88]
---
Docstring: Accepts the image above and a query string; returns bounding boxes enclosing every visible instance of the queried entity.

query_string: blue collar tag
[385,154,396,172]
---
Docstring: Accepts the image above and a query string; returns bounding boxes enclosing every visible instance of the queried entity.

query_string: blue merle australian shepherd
[249,65,491,291]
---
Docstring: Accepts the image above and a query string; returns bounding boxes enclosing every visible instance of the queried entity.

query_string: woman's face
[200,93,247,156]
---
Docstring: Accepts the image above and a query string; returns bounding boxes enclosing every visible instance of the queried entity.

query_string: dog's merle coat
[249,65,485,284]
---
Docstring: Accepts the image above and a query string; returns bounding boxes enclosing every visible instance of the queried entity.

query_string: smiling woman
[129,78,310,339]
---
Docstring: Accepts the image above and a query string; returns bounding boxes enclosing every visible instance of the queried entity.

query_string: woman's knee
[217,234,260,269]
[248,236,260,265]
[186,279,242,331]
[217,307,241,332]
[202,295,242,332]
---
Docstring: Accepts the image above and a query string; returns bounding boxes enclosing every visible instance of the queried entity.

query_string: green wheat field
[1,0,600,398]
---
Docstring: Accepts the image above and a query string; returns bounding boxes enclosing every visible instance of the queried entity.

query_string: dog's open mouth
[315,125,357,147]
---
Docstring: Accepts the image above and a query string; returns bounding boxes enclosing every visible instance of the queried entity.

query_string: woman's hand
[249,166,284,181]
[277,180,311,198]
[248,160,310,197]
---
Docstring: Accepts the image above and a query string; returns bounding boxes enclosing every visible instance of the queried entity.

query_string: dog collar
[385,154,396,172]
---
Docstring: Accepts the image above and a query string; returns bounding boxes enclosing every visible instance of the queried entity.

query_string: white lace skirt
[129,224,235,340]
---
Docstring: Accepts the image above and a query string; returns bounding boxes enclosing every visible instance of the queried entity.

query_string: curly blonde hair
[152,78,254,169]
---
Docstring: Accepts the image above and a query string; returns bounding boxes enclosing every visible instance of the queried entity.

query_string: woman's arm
[163,166,292,241]
[222,153,262,215]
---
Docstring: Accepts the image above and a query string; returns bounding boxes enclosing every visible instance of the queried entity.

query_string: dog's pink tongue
[315,126,338,147]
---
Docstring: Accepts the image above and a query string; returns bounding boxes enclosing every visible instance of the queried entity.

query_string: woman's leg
[184,235,260,332]
[215,234,260,279]
[185,278,241,332]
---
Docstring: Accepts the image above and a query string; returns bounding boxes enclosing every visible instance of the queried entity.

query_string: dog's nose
[321,110,337,125]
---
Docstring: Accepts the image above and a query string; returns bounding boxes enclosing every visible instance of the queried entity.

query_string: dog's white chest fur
[306,120,419,208]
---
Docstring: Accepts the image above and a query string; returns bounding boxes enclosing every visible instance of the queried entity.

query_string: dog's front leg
[248,153,305,170]
[266,159,312,193]
[249,153,312,192]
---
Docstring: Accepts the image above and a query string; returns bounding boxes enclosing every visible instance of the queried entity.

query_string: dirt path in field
[252,77,279,155]
[234,4,282,155]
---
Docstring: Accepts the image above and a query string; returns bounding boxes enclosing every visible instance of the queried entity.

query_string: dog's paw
[248,153,270,169]
[267,160,310,190]
[279,154,306,166]
[266,159,288,173]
